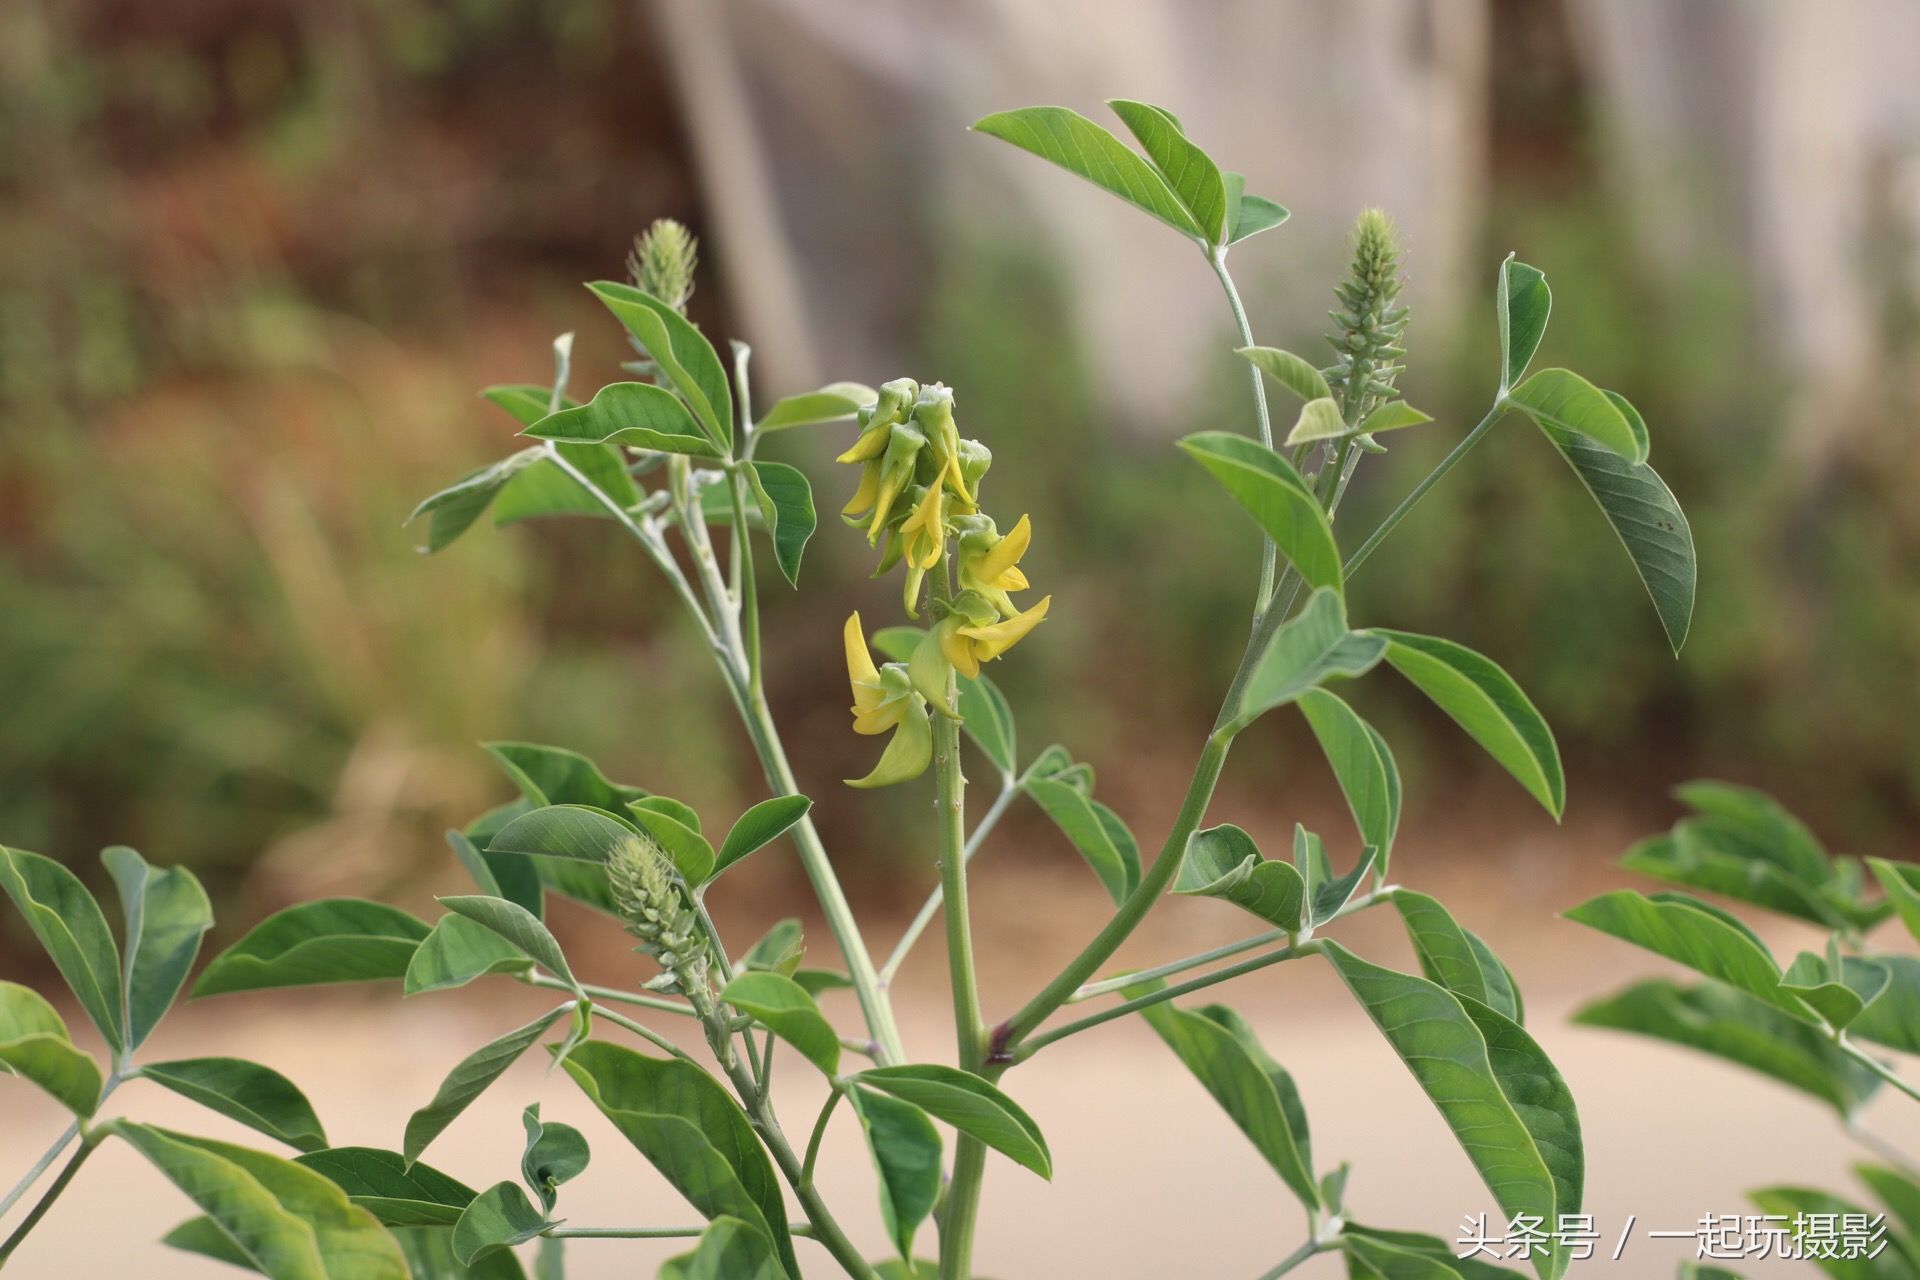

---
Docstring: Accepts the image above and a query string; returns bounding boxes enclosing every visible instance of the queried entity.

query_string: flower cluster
[839,380,1049,787]
[607,832,711,1000]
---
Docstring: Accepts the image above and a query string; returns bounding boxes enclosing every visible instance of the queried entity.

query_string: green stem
[881,768,1021,985]
[800,1087,846,1190]
[0,1138,96,1266]
[0,1074,122,1221]
[726,469,764,697]
[546,447,906,1067]
[1343,398,1505,578]
[593,1006,696,1062]
[1256,1237,1325,1280]
[522,973,694,1019]
[995,730,1233,1053]
[1209,246,1278,613]
[1067,886,1397,1003]
[1841,1037,1920,1106]
[1010,942,1310,1062]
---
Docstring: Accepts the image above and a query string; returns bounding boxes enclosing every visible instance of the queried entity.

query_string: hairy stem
[1841,1037,1920,1106]
[1209,246,1278,613]
[0,1074,122,1221]
[521,973,695,1019]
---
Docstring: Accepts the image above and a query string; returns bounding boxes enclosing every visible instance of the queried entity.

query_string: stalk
[0,1139,96,1266]
[932,640,989,1279]
[0,1074,122,1220]
[1343,398,1504,577]
[881,769,1021,985]
[1208,246,1278,613]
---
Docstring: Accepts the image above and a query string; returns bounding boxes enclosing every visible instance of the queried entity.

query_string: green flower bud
[607,832,710,995]
[627,219,698,315]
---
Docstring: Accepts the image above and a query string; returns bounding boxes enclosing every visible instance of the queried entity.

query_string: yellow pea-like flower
[938,595,1051,679]
[842,613,932,788]
[958,514,1035,617]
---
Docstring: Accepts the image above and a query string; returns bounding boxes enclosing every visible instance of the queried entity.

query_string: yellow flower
[843,613,932,788]
[957,514,1034,617]
[935,594,1051,679]
[836,378,918,465]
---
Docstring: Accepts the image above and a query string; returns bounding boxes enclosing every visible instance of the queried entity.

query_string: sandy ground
[4,852,1916,1279]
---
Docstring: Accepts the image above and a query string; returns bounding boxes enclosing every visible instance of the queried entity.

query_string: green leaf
[1781,951,1889,1031]
[1341,1225,1526,1280]
[452,1182,554,1266]
[1320,943,1579,1280]
[1294,826,1374,928]
[631,795,703,834]
[405,1006,570,1164]
[1497,255,1550,390]
[1563,890,1810,1016]
[1222,171,1290,244]
[1621,831,1843,931]
[1672,782,1833,885]
[739,919,805,976]
[0,981,102,1115]
[294,1147,479,1227]
[1235,589,1388,728]
[194,901,430,998]
[712,796,812,879]
[161,1215,262,1272]
[1536,396,1695,653]
[1356,400,1435,436]
[971,105,1205,238]
[854,1064,1051,1179]
[1297,689,1400,872]
[1136,997,1318,1213]
[1179,432,1342,594]
[658,1216,787,1280]
[794,969,853,996]
[1868,858,1920,943]
[624,807,716,886]
[1106,99,1227,244]
[110,1121,409,1280]
[1393,891,1523,1023]
[1856,1163,1920,1246]
[1677,1266,1747,1280]
[1237,347,1332,404]
[481,385,568,428]
[849,1086,942,1260]
[719,971,840,1076]
[485,804,639,912]
[586,282,734,449]
[142,1058,328,1152]
[1506,367,1645,464]
[1174,824,1305,931]
[1024,776,1137,905]
[743,460,815,587]
[754,382,877,434]
[0,846,124,1053]
[102,846,213,1050]
[408,449,544,552]
[449,827,543,923]
[393,1226,530,1279]
[494,442,639,529]
[560,1040,798,1277]
[406,914,533,996]
[1749,1187,1905,1280]
[1342,1232,1475,1279]
[1283,396,1349,446]
[1574,980,1880,1117]
[438,896,579,995]
[1853,956,1920,1054]
[520,382,720,457]
[1376,629,1563,819]
[485,742,649,813]
[520,1105,590,1214]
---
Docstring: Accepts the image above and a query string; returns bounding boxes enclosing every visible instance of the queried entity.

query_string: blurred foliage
[2,0,1916,934]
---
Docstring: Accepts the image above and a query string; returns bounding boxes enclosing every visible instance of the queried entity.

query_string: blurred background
[3,0,1920,1275]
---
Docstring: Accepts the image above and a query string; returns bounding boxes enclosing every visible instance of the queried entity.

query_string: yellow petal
[958,594,1050,661]
[845,703,932,788]
[997,565,1030,591]
[974,513,1031,583]
[844,613,879,688]
[835,424,890,464]
[842,461,881,517]
[939,621,983,679]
